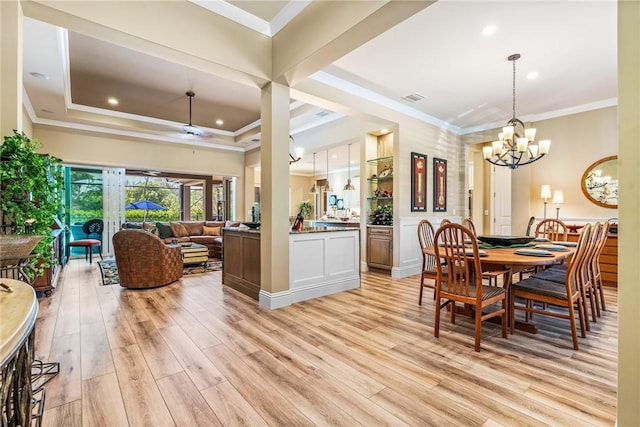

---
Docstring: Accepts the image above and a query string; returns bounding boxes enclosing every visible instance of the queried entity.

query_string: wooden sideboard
[568,231,618,287]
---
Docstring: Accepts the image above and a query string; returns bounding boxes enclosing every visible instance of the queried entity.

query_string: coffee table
[176,242,209,265]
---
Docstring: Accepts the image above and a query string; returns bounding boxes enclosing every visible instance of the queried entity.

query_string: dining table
[423,243,576,333]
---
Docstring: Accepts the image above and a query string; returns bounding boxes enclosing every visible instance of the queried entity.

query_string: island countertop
[224,226,359,234]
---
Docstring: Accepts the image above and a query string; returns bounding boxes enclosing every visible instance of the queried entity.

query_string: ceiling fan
[182,91,203,136]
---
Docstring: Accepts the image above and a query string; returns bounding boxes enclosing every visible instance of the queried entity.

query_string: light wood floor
[35,260,617,426]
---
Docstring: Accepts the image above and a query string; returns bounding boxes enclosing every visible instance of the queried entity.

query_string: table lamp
[540,185,552,219]
[552,190,564,219]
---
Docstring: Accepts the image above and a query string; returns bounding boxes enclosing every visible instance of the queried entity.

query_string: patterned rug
[97,257,222,286]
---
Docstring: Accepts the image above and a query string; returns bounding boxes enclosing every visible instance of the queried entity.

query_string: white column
[259,82,291,300]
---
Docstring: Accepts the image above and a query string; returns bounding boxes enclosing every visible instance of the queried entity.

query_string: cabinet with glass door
[366,156,393,222]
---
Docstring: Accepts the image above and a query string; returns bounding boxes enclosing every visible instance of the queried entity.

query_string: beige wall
[525,107,618,221]
[33,126,246,220]
[464,106,618,233]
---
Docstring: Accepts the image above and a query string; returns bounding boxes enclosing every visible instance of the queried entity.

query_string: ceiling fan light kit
[483,53,551,169]
[182,91,203,136]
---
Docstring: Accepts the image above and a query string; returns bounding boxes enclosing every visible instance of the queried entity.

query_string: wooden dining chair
[434,223,508,352]
[461,217,505,287]
[590,221,610,314]
[535,218,568,242]
[528,222,598,330]
[525,216,536,236]
[511,223,591,350]
[461,218,476,236]
[439,218,451,227]
[417,219,445,304]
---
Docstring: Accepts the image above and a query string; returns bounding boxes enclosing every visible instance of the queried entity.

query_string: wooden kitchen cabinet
[367,225,393,271]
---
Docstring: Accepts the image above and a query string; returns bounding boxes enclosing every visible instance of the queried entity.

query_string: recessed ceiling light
[107,97,119,105]
[41,109,54,114]
[215,119,224,126]
[29,72,49,80]
[332,154,338,159]
[527,71,539,79]
[482,25,497,36]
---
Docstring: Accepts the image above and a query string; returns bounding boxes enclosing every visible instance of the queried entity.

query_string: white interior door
[490,166,512,235]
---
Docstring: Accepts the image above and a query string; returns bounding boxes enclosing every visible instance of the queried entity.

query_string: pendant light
[324,150,333,193]
[309,152,318,194]
[343,144,356,191]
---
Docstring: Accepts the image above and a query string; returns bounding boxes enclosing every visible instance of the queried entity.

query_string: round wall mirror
[580,155,618,209]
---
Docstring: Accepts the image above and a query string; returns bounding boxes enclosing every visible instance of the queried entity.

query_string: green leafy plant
[370,204,393,225]
[298,200,313,219]
[1,130,64,277]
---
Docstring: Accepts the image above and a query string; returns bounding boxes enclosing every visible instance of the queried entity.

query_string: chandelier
[483,54,550,169]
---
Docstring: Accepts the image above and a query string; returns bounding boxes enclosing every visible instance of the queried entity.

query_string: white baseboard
[259,276,360,309]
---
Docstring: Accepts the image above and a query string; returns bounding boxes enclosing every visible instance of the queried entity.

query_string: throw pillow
[170,222,190,238]
[156,222,174,239]
[125,222,143,229]
[202,225,221,236]
[142,222,158,235]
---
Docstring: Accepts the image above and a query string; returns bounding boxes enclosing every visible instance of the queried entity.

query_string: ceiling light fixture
[107,97,119,105]
[324,150,333,193]
[482,25,497,36]
[182,91,202,136]
[309,152,318,194]
[289,135,304,165]
[483,54,551,169]
[343,144,356,191]
[215,119,224,126]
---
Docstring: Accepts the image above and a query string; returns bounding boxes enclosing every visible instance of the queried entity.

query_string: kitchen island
[222,226,360,307]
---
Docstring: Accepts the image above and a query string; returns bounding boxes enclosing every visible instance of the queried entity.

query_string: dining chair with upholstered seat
[461,217,506,287]
[439,218,451,227]
[66,218,104,263]
[417,219,445,304]
[525,216,536,236]
[511,223,591,350]
[434,223,508,352]
[461,218,476,236]
[590,221,610,315]
[535,218,568,242]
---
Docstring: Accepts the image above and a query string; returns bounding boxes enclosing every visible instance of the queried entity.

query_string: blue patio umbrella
[125,200,167,211]
[125,199,167,222]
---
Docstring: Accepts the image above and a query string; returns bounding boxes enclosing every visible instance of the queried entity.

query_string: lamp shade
[552,190,564,205]
[540,185,552,200]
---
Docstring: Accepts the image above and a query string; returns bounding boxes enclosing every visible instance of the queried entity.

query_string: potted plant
[298,200,313,220]
[370,204,393,226]
[1,130,64,278]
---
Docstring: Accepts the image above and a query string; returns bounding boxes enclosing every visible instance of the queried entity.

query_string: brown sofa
[112,229,183,289]
[122,220,241,259]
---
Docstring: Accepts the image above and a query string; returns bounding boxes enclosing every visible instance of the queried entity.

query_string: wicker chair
[112,229,183,289]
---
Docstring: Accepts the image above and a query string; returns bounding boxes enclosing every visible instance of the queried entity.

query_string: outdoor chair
[66,218,104,264]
